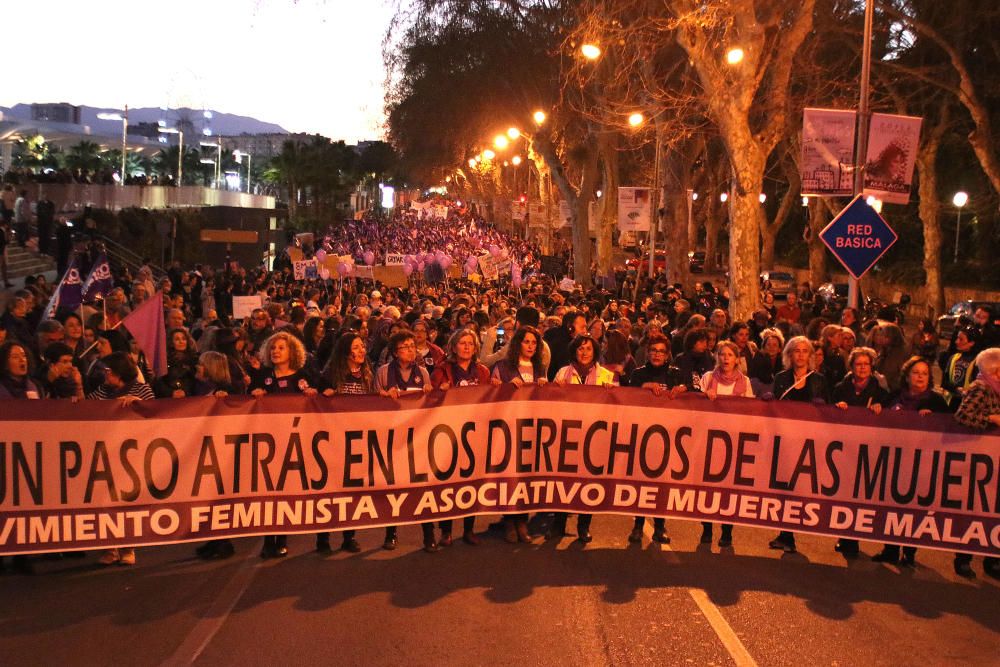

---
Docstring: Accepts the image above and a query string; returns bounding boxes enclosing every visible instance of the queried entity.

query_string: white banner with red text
[1,386,997,555]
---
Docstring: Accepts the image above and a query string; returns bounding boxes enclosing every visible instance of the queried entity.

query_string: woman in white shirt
[699,341,754,548]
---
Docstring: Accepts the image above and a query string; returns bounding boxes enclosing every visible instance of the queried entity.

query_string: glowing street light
[468,158,477,168]
[158,126,184,185]
[726,48,745,65]
[581,43,602,60]
[533,110,546,126]
[865,195,883,213]
[494,135,510,150]
[507,127,521,140]
[97,106,129,186]
[234,150,252,193]
[483,149,496,160]
[720,192,728,203]
[511,155,522,166]
[759,193,767,203]
[691,192,699,201]
[953,191,969,263]
[628,112,645,127]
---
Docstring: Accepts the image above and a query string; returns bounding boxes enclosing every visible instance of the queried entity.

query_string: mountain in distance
[1,103,290,136]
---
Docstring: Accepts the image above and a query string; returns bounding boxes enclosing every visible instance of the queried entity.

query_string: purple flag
[81,252,114,302]
[120,291,169,378]
[43,257,83,319]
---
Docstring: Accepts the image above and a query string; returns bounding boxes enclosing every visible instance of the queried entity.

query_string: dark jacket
[771,369,829,403]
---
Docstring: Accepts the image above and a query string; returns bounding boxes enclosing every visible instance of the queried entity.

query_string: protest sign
[293,259,318,280]
[232,295,263,320]
[618,187,651,232]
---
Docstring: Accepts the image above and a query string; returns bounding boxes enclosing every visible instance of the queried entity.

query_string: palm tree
[65,141,104,173]
[264,139,308,218]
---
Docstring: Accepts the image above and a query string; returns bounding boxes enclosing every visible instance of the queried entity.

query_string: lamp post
[96,105,128,185]
[953,191,968,263]
[200,138,222,188]
[235,150,252,193]
[158,127,184,185]
[848,0,875,311]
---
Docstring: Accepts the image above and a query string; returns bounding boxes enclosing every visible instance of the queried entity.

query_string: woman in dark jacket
[675,327,714,391]
[829,346,889,558]
[192,351,240,560]
[154,328,198,398]
[870,356,950,567]
[748,328,785,397]
[431,329,490,546]
[767,336,830,554]
[250,331,319,559]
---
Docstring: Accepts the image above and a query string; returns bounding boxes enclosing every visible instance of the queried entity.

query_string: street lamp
[200,138,222,188]
[482,149,496,160]
[627,111,661,280]
[96,106,128,186]
[720,192,728,203]
[511,155,522,166]
[507,127,521,140]
[533,110,546,126]
[953,190,969,263]
[581,43,601,60]
[628,112,645,127]
[494,135,510,150]
[234,150,252,193]
[726,48,745,65]
[158,127,184,185]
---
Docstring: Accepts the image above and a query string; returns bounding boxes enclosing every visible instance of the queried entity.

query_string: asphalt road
[2,514,997,667]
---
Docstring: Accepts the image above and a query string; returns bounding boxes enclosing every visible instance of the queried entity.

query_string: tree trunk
[760,230,777,270]
[596,133,619,279]
[916,129,946,318]
[725,144,766,320]
[573,138,599,287]
[807,199,829,288]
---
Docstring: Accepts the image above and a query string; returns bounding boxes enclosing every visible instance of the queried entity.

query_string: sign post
[819,194,898,281]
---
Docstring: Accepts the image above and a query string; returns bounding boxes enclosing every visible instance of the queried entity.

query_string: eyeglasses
[649,348,668,355]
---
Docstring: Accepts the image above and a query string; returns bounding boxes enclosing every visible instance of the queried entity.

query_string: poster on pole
[511,200,527,221]
[801,108,857,197]
[527,202,547,229]
[558,200,572,229]
[863,113,922,205]
[617,187,651,232]
[588,200,600,234]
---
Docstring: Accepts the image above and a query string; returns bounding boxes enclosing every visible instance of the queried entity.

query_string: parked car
[937,301,1000,340]
[816,282,865,315]
[689,251,706,273]
[626,250,667,274]
[760,270,795,300]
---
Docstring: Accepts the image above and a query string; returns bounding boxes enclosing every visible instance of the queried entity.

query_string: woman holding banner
[952,347,1000,578]
[869,357,950,568]
[317,332,375,554]
[88,352,155,566]
[699,341,755,548]
[626,333,687,545]
[767,336,829,554]
[0,341,44,574]
[432,329,490,547]
[491,325,548,543]
[192,351,241,560]
[552,335,617,543]
[250,331,318,559]
[375,330,437,552]
[827,347,890,558]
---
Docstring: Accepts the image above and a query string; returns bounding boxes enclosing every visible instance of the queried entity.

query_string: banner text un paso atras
[1,386,998,555]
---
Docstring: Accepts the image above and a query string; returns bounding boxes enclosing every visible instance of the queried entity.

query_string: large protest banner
[1,386,998,556]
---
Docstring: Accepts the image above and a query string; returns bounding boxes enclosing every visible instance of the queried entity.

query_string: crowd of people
[1,203,998,580]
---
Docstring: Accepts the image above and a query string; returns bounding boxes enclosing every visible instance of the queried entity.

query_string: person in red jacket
[431,328,490,546]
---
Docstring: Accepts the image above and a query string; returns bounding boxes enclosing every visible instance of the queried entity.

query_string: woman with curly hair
[250,331,318,559]
[154,328,199,398]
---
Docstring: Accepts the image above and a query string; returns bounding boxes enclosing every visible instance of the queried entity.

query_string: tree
[65,141,103,173]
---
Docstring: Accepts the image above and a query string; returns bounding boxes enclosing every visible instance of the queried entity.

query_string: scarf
[895,387,932,412]
[385,360,423,390]
[704,367,748,396]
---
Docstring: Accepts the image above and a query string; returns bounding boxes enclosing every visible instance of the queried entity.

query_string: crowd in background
[1,204,998,579]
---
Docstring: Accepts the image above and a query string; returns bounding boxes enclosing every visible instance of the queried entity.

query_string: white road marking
[160,552,260,667]
[643,523,759,667]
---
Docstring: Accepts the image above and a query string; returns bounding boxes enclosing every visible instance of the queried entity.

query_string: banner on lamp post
[617,187,651,232]
[863,112,922,205]
[801,108,857,197]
